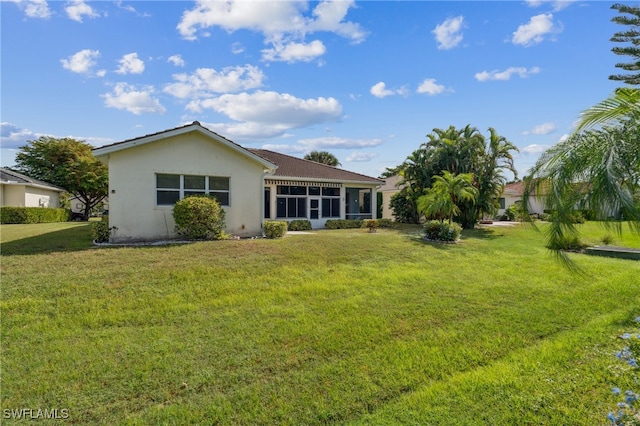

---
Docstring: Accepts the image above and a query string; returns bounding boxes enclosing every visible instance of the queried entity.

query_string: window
[322,198,340,218]
[276,197,307,218]
[499,197,505,209]
[156,174,229,206]
[346,187,372,219]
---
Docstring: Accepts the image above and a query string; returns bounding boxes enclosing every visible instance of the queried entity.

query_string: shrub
[423,220,462,242]
[365,219,379,233]
[506,203,527,221]
[601,234,615,245]
[92,216,117,243]
[288,220,312,231]
[377,218,394,228]
[539,213,553,222]
[389,188,420,223]
[546,235,586,251]
[173,196,226,240]
[0,207,70,224]
[325,219,364,229]
[264,221,287,239]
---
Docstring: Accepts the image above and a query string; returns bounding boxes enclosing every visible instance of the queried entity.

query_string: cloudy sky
[1,0,624,179]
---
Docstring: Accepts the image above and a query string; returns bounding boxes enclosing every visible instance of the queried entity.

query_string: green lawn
[1,221,639,424]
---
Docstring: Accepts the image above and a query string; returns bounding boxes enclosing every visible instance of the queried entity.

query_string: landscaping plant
[173,195,226,240]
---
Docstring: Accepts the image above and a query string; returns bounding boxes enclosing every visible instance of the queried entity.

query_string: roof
[249,149,383,185]
[0,168,65,191]
[93,121,276,171]
[503,181,525,196]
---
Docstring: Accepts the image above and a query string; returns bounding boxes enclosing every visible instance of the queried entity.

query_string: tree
[609,3,640,85]
[387,125,518,228]
[417,172,477,224]
[304,150,341,166]
[15,137,108,221]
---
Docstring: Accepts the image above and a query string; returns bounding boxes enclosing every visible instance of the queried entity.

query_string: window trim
[156,173,230,206]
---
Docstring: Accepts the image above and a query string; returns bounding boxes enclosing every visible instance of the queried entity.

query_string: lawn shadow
[1,225,96,256]
[461,227,505,240]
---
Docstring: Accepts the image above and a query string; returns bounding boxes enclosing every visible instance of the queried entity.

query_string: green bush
[546,235,587,251]
[505,203,527,221]
[0,207,70,224]
[288,220,312,231]
[325,219,364,229]
[264,221,288,239]
[423,220,462,242]
[173,196,226,240]
[377,218,394,228]
[92,216,117,243]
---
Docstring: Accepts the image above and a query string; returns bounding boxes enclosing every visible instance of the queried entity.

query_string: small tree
[15,137,108,221]
[417,171,477,224]
[173,196,226,240]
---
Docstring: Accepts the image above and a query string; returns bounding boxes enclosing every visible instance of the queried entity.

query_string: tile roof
[249,149,383,184]
[0,168,64,191]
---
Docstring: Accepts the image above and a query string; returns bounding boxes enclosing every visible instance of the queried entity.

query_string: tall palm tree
[417,171,478,224]
[524,88,640,263]
[304,150,341,166]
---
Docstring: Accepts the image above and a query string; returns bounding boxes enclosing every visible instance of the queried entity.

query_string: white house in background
[379,175,404,220]
[0,168,64,208]
[93,122,383,243]
[498,181,546,217]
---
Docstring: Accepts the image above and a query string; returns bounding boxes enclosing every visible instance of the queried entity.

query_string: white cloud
[416,78,446,95]
[432,16,464,50]
[370,82,394,98]
[262,40,326,63]
[189,91,342,140]
[346,152,377,162]
[60,49,101,74]
[297,136,382,150]
[0,122,40,149]
[231,42,245,54]
[10,0,51,18]
[525,0,577,12]
[512,13,559,46]
[116,53,145,75]
[102,83,166,115]
[475,66,541,82]
[167,55,185,67]
[523,122,556,135]
[65,0,99,22]
[164,65,265,99]
[521,144,550,154]
[177,0,366,63]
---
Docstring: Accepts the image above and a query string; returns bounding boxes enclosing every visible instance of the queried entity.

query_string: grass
[1,221,639,424]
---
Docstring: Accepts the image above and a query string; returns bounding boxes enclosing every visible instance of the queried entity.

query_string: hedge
[264,221,288,239]
[0,207,71,224]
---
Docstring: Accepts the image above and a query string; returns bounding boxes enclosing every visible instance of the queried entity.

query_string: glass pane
[276,198,287,218]
[287,198,297,217]
[311,210,319,219]
[211,192,229,206]
[209,177,229,190]
[331,199,340,217]
[310,199,319,208]
[184,191,206,198]
[322,187,340,197]
[277,186,289,195]
[157,190,180,205]
[322,199,330,218]
[361,189,372,214]
[290,186,307,196]
[309,186,320,196]
[185,175,205,190]
[297,198,306,217]
[264,188,271,219]
[157,174,180,189]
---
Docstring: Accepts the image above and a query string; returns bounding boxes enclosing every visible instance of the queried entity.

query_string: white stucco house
[0,168,64,208]
[93,122,383,243]
[497,181,546,217]
[379,175,405,220]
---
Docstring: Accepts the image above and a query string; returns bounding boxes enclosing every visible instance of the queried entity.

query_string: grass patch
[1,222,639,424]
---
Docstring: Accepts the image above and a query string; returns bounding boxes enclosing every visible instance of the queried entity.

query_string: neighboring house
[0,168,63,208]
[498,181,545,217]
[379,175,404,220]
[93,122,383,242]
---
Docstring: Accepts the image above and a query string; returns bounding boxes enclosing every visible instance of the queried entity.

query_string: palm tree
[524,88,640,262]
[304,151,341,166]
[417,171,478,224]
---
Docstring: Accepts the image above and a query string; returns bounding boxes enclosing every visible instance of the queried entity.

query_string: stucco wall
[24,187,60,208]
[381,190,399,220]
[1,185,26,207]
[105,132,268,242]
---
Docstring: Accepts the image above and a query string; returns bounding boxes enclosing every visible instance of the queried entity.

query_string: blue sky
[0,0,624,180]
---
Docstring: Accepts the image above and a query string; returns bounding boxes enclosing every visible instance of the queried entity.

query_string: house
[379,175,404,220]
[498,181,545,217]
[0,168,64,208]
[93,122,383,242]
